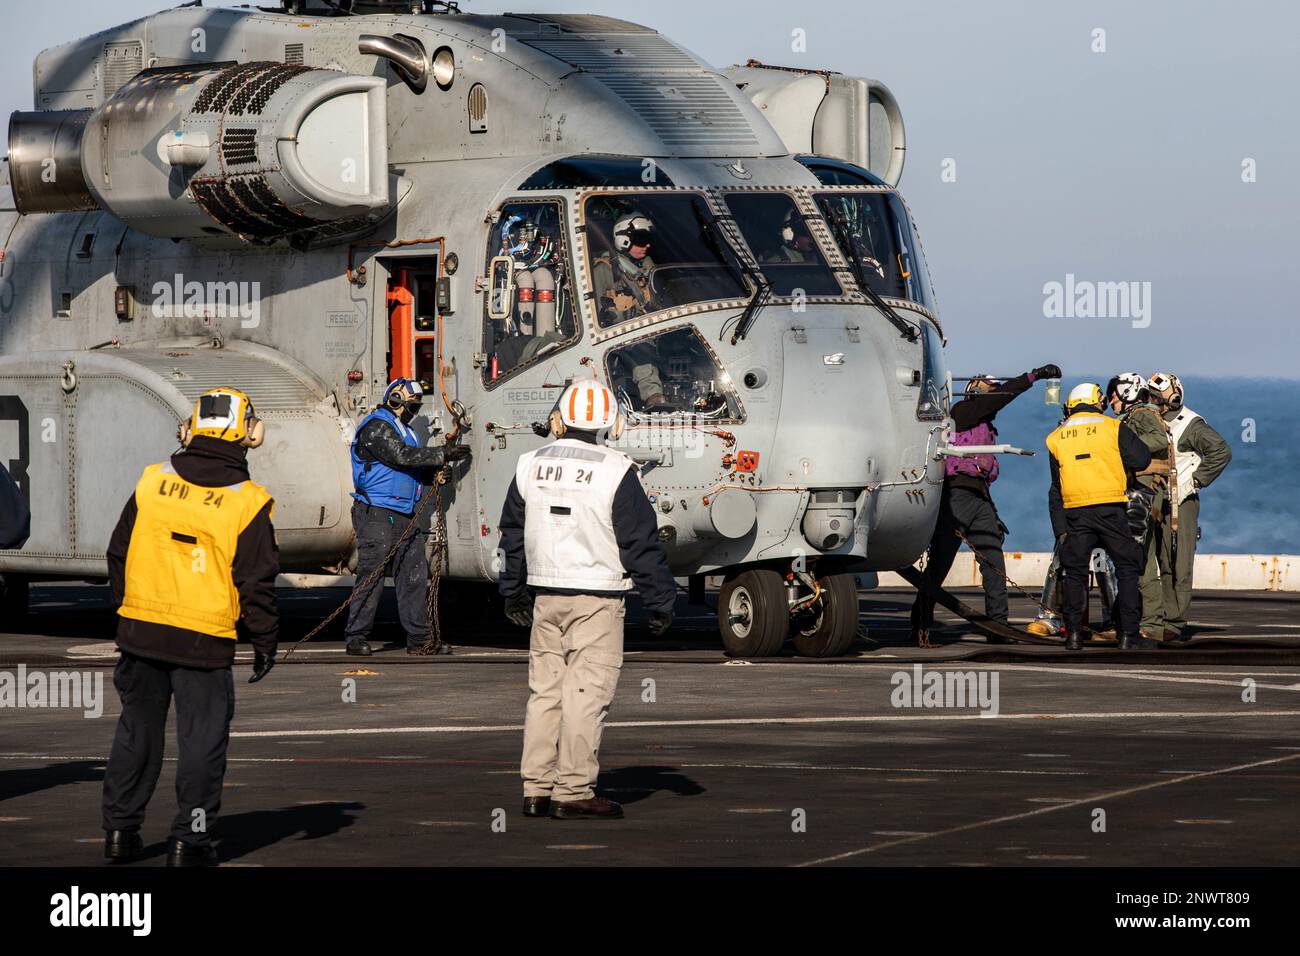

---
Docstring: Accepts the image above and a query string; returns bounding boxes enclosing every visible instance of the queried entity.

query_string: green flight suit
[1148,410,1232,636]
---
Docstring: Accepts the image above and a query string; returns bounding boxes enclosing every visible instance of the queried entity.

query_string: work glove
[249,648,277,684]
[442,443,472,463]
[1033,364,1062,380]
[647,610,673,638]
[504,592,534,628]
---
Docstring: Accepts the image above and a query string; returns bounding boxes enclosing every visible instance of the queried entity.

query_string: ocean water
[968,376,1296,555]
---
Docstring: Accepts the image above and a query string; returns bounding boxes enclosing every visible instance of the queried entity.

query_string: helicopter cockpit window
[722,193,841,297]
[814,191,936,312]
[520,155,676,190]
[583,193,749,329]
[916,320,949,421]
[605,326,742,423]
[482,200,578,383]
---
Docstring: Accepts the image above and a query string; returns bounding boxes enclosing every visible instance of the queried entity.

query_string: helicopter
[0,0,953,658]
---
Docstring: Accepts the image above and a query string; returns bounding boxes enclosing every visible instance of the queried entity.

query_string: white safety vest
[516,438,635,592]
[1168,407,1203,506]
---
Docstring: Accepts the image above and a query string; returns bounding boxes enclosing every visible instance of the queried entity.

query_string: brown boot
[551,796,624,819]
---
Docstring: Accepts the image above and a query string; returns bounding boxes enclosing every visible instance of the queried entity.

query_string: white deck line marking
[223,709,1300,739]
[950,663,1300,692]
[796,751,1300,867]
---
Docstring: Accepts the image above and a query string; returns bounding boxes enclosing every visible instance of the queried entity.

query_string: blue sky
[7,1,1297,377]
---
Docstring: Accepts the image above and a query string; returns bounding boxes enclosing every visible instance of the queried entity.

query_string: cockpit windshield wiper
[692,197,755,293]
[731,278,772,345]
[690,198,772,345]
[824,212,919,342]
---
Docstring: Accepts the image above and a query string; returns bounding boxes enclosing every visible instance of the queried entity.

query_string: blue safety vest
[350,407,424,515]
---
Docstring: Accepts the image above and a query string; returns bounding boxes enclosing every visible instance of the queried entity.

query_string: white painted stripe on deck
[223,709,1300,739]
[796,751,1300,867]
[955,663,1300,692]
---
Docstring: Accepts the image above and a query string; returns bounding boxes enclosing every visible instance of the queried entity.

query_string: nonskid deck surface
[2,585,1298,866]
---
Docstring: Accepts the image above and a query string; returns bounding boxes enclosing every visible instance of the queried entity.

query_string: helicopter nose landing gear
[719,569,788,657]
[790,573,860,657]
[717,568,861,658]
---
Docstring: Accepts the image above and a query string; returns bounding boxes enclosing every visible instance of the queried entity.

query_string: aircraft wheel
[718,569,788,657]
[791,573,860,658]
[0,574,29,624]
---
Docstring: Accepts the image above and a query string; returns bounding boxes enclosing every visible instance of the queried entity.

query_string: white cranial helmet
[1148,371,1184,409]
[613,214,653,253]
[552,380,624,439]
[1113,371,1147,404]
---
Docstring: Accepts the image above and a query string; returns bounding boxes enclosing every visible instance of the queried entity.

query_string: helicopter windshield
[583,193,748,329]
[814,191,936,312]
[722,193,842,296]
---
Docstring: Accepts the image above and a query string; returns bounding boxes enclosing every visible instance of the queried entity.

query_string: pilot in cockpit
[769,207,818,263]
[592,213,661,327]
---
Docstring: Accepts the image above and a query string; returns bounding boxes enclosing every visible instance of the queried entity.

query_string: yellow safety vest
[1045,413,1128,509]
[119,462,273,639]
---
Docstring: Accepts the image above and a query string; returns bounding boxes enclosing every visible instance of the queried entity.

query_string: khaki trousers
[521,593,625,801]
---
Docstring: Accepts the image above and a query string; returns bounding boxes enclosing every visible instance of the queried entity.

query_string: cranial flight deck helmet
[1106,371,1148,405]
[1148,371,1184,410]
[178,387,264,448]
[1064,382,1105,415]
[549,380,624,440]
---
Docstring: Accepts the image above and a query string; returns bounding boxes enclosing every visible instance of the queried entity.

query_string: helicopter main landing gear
[717,568,861,658]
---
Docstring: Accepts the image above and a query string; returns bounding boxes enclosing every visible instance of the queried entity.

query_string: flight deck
[3,583,1297,867]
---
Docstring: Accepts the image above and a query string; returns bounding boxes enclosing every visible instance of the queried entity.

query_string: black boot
[1119,632,1160,650]
[522,796,552,818]
[345,639,373,657]
[104,829,143,863]
[1064,630,1084,651]
[166,838,218,867]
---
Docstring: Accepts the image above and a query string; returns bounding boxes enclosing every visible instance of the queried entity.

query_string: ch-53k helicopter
[0,0,961,657]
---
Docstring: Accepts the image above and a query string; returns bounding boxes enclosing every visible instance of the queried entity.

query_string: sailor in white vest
[497,380,676,819]
[1146,373,1232,643]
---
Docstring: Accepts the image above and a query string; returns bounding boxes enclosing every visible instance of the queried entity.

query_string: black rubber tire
[718,568,788,657]
[791,573,860,658]
[0,574,29,624]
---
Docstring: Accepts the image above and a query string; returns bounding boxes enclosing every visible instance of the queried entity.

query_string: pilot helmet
[614,214,653,253]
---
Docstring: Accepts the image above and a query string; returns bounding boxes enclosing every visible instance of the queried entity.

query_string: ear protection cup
[244,417,265,448]
[548,409,567,438]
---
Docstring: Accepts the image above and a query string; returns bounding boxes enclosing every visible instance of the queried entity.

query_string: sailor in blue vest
[344,378,471,656]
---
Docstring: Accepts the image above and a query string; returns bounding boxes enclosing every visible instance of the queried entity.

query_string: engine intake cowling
[9,61,389,244]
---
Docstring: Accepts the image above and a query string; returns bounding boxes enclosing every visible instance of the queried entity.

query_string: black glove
[647,610,673,638]
[1033,364,1062,380]
[504,592,534,628]
[249,648,277,684]
[442,443,472,463]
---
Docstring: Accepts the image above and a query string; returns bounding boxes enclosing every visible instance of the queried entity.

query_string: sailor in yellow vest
[1045,383,1155,651]
[102,388,280,867]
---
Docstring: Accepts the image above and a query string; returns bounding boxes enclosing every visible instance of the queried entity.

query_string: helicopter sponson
[0,0,949,657]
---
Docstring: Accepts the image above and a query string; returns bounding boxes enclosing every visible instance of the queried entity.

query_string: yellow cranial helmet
[1065,382,1104,414]
[179,387,264,448]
